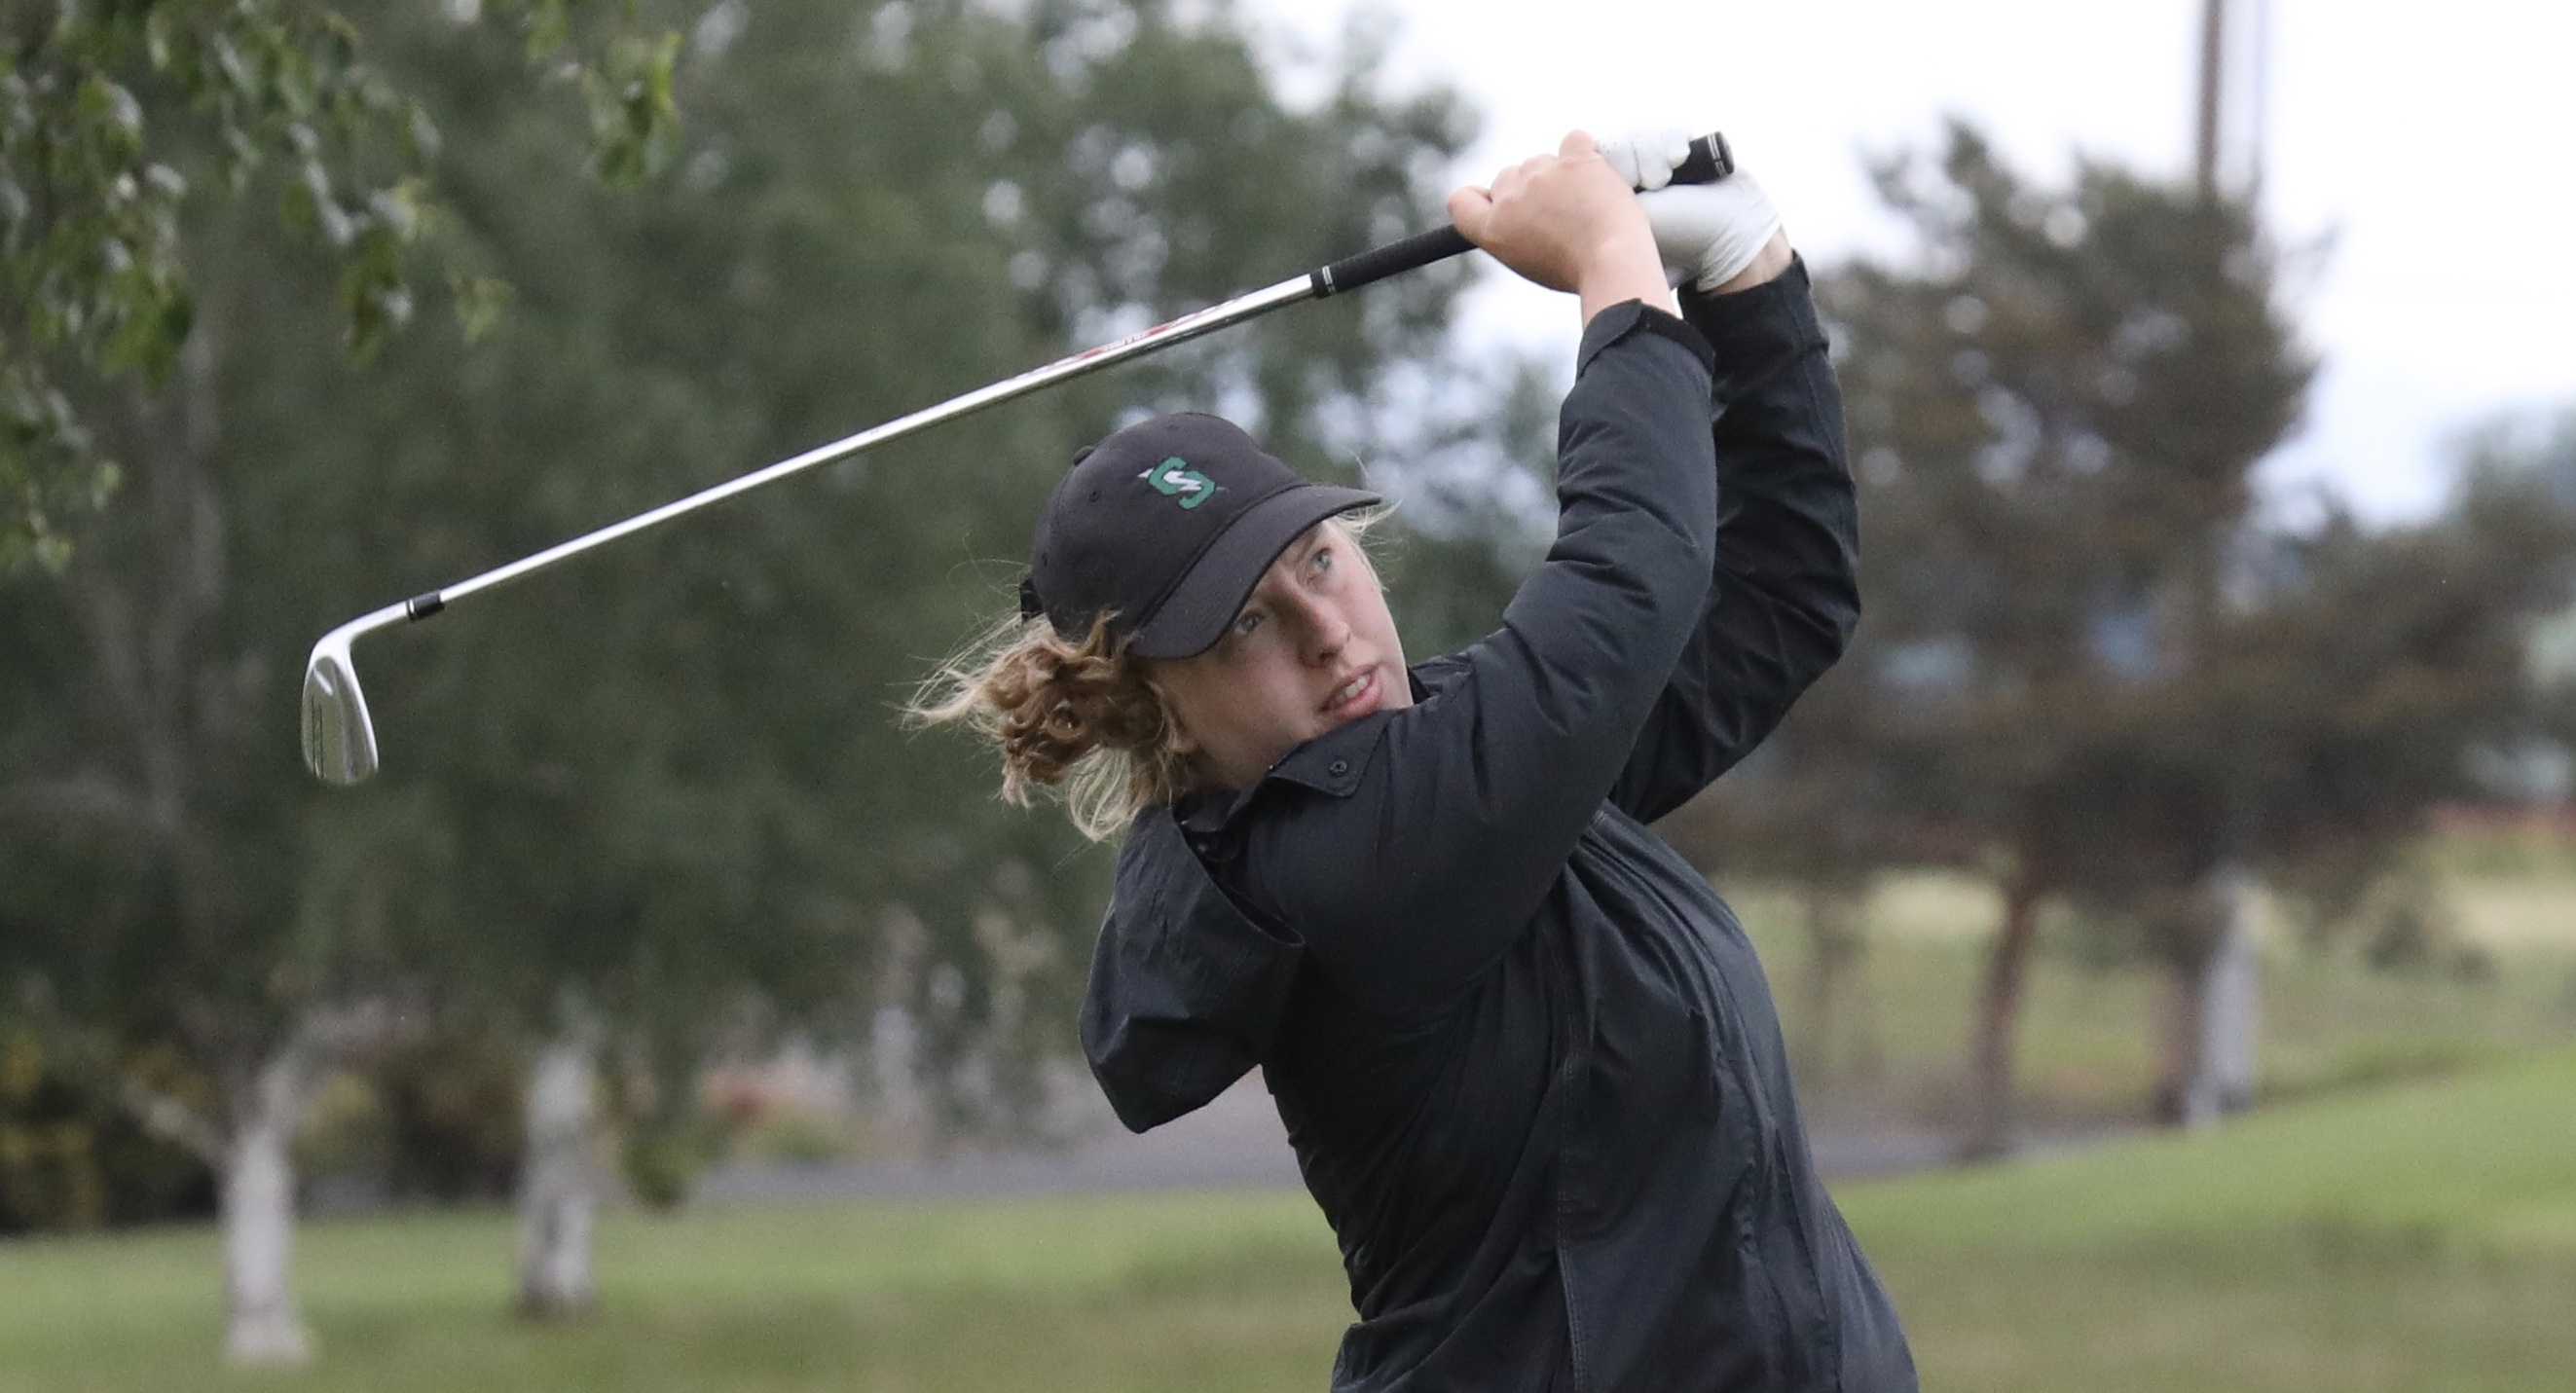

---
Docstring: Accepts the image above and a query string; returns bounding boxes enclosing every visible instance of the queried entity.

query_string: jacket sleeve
[1237,301,1719,1018]
[1606,256,1860,825]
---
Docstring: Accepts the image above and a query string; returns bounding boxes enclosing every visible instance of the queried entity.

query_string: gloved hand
[1600,128,1784,293]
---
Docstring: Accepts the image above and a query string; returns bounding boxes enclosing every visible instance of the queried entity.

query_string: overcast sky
[1257,0,2574,523]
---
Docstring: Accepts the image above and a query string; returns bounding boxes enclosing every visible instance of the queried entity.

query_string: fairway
[4,1050,2573,1391]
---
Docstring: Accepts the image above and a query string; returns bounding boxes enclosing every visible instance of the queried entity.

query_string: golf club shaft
[303,129,1738,787]
[388,129,1736,627]
[418,275,1315,618]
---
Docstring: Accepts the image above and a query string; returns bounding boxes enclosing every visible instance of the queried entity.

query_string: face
[1148,520,1412,792]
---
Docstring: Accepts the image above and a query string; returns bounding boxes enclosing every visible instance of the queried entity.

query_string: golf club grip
[1308,130,1734,299]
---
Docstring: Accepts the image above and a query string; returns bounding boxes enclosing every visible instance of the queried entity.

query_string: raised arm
[1232,134,1721,1017]
[1578,135,1858,823]
[1606,248,1859,823]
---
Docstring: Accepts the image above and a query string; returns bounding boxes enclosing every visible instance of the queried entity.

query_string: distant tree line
[1,0,1495,1362]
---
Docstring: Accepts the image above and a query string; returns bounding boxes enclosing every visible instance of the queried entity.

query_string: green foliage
[0,1026,216,1233]
[617,1118,720,1214]
[0,0,681,577]
[1,2,1492,1272]
[1699,123,2576,1136]
[724,1104,856,1167]
[2224,455,2576,921]
[367,1029,528,1203]
[269,0,1486,1152]
[1817,121,2315,900]
[1815,129,2574,927]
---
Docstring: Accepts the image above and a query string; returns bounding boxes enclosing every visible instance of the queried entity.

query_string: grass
[1843,1048,2576,1392]
[0,1192,1352,1393]
[6,1050,2576,1391]
[1722,865,2576,1129]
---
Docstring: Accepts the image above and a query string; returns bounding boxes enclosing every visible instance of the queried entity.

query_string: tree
[330,0,1483,1315]
[1819,121,2312,1155]
[0,0,674,1363]
[2224,427,2576,920]
[1820,123,2576,1155]
[4,0,1496,1355]
[1,0,680,577]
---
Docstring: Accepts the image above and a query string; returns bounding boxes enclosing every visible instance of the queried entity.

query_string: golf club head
[302,632,379,786]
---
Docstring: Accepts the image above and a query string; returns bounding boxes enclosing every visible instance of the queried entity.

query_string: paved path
[696,1074,2019,1205]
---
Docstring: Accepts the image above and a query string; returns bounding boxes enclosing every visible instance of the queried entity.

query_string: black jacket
[1080,263,1917,1393]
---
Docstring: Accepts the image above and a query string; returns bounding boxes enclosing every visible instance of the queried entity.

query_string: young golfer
[918,129,1917,1392]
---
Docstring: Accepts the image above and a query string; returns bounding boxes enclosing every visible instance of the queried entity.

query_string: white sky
[1257,0,2576,523]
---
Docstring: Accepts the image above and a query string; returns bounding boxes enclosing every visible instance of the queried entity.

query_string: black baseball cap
[1021,413,1380,660]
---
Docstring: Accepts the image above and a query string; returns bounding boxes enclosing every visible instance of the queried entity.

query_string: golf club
[302,131,1736,786]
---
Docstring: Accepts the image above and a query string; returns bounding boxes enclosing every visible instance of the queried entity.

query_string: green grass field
[1723,865,2576,1130]
[5,1049,2573,1392]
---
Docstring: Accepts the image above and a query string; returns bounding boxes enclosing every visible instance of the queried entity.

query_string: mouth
[1322,668,1379,717]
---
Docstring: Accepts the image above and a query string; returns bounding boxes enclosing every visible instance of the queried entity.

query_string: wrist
[1705,231,1793,295]
[1577,237,1678,321]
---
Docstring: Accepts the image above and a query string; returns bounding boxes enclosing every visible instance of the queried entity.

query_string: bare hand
[1448,131,1672,314]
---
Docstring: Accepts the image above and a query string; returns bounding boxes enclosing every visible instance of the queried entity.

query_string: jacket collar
[1172,680,1418,837]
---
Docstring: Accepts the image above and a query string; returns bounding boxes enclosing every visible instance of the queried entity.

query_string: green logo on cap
[1140,457,1220,510]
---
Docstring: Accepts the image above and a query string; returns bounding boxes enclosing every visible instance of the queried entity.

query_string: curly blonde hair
[910,510,1390,842]
[905,609,1196,842]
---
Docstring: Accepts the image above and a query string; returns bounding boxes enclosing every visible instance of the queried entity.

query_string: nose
[1291,594,1350,666]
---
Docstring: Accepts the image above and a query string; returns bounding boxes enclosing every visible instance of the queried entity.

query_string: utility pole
[2196,0,2272,196]
[2183,0,2263,1126]
[2197,0,2226,196]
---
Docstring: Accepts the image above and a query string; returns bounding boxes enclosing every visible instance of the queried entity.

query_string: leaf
[525,0,572,60]
[75,76,146,158]
[319,11,364,70]
[451,274,514,343]
[158,291,195,348]
[407,106,442,163]
[302,161,351,246]
[366,183,422,243]
[208,33,256,99]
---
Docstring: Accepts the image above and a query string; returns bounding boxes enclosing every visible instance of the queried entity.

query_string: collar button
[1327,758,1350,778]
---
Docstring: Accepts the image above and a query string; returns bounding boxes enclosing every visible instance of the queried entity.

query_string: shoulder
[1409,652,1474,699]
[1081,808,1306,1131]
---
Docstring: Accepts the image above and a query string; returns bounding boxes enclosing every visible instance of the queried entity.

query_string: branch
[65,576,153,753]
[0,773,168,839]
[113,1075,228,1170]
[295,1001,411,1063]
[9,1009,227,1169]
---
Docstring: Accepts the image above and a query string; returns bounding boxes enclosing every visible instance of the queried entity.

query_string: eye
[1232,609,1265,639]
[1309,545,1335,578]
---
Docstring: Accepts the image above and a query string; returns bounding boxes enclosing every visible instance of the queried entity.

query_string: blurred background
[4,1,2572,1389]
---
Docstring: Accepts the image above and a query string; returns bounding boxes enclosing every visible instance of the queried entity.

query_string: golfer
[917,130,1916,1392]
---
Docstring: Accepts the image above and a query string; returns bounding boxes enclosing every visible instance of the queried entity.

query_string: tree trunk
[516,1020,601,1319]
[2199,868,2261,1115]
[1798,885,1873,1083]
[1961,877,2042,1161]
[223,1050,313,1367]
[2153,954,2211,1125]
[2154,868,2258,1125]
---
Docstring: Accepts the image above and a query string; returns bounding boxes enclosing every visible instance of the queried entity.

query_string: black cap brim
[1124,484,1380,659]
